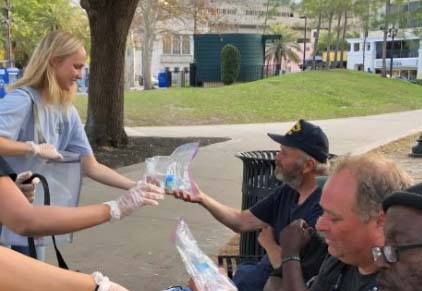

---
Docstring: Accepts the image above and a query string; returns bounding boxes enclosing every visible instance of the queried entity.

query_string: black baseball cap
[268,119,329,163]
[383,183,422,212]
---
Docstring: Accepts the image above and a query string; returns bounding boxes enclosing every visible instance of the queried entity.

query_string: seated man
[279,153,413,291]
[374,183,422,291]
[169,119,330,291]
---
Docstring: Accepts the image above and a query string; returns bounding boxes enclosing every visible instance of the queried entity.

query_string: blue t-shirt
[0,86,92,169]
[250,183,323,243]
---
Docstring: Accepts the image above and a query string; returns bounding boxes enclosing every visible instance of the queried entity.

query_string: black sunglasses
[372,243,422,263]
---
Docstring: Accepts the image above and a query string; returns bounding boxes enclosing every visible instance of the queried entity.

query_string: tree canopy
[265,24,301,72]
[0,0,89,66]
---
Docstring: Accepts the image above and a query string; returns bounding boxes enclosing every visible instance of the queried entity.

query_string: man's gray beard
[274,166,303,190]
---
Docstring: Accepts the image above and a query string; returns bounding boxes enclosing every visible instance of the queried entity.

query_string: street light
[387,26,398,78]
[300,16,307,71]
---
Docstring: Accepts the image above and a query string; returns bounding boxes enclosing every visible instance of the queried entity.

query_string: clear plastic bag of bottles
[144,142,199,194]
[172,219,238,291]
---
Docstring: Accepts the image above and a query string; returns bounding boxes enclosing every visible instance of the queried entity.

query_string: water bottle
[165,174,175,190]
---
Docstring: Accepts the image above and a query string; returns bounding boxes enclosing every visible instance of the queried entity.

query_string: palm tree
[299,0,327,70]
[265,24,301,75]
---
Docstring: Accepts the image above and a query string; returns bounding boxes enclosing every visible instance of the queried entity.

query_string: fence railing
[163,64,283,88]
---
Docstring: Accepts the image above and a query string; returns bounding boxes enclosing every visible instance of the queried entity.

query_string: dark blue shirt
[250,183,323,243]
[310,256,378,291]
[233,184,323,291]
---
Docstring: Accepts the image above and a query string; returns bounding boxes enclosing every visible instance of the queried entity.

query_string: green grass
[74,70,422,126]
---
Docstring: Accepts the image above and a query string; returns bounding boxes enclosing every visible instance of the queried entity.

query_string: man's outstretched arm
[168,184,267,233]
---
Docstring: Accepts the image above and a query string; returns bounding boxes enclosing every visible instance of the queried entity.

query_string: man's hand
[259,226,283,268]
[279,219,313,257]
[15,171,39,203]
[257,226,277,250]
[167,181,204,204]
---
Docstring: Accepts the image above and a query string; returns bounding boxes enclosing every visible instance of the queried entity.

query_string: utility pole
[362,30,368,72]
[3,0,12,66]
[388,26,398,78]
[300,16,307,71]
[193,0,197,34]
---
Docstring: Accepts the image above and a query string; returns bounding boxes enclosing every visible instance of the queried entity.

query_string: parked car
[300,56,325,70]
[137,75,158,87]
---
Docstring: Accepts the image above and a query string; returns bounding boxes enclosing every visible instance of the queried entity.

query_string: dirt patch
[92,136,230,169]
[370,133,422,183]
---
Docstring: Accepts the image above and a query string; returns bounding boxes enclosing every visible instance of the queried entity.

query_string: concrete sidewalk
[49,110,422,290]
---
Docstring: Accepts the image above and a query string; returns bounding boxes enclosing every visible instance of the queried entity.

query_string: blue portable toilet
[0,67,21,98]
[7,67,20,85]
[158,71,168,88]
[0,68,9,98]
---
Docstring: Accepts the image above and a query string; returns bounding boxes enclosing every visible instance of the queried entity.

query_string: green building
[193,33,279,85]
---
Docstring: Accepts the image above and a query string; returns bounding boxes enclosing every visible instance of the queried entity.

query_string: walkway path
[48,110,422,290]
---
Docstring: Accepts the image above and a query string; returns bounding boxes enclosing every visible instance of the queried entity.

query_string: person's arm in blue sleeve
[0,90,62,159]
[67,107,136,190]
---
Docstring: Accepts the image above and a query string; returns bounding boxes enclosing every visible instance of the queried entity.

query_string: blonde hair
[11,31,84,107]
[331,153,413,222]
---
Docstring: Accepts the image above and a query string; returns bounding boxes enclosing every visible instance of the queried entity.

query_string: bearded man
[169,119,329,291]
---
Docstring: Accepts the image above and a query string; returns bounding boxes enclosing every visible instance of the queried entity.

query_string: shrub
[221,44,241,85]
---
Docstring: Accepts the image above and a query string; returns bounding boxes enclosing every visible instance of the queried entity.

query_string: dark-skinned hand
[279,219,314,257]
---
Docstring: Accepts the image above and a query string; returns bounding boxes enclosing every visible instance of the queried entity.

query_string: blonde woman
[0,31,140,258]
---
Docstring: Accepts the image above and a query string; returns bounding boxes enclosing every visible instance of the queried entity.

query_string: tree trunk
[279,58,283,75]
[126,30,136,89]
[362,29,368,71]
[333,11,342,68]
[339,10,348,69]
[263,0,271,34]
[276,63,281,75]
[81,0,138,147]
[140,0,156,90]
[142,37,154,90]
[193,0,198,34]
[382,0,391,77]
[313,12,322,70]
[382,28,388,77]
[326,11,334,68]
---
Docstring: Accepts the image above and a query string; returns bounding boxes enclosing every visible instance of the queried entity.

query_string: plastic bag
[161,287,191,291]
[144,142,199,194]
[1,151,81,246]
[171,219,237,291]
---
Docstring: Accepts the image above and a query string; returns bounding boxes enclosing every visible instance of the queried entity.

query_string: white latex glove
[15,171,40,203]
[27,141,63,160]
[92,271,129,291]
[104,182,165,220]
